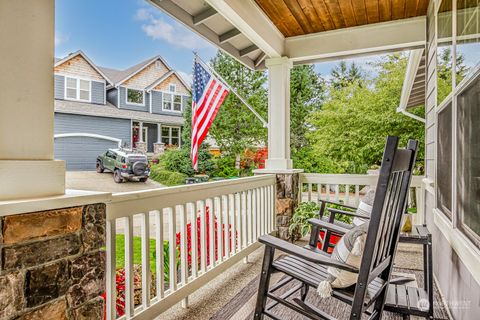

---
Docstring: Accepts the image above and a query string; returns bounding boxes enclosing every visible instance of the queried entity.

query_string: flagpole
[193,52,268,128]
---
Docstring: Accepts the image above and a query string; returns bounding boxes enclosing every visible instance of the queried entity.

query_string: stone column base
[153,142,165,157]
[255,169,303,240]
[0,203,106,319]
[135,142,147,154]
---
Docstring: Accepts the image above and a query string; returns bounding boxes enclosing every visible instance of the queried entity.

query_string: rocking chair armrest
[308,218,348,235]
[259,235,359,273]
[319,199,358,210]
[326,207,371,220]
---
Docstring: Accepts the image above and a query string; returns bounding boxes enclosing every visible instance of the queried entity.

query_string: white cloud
[135,8,210,50]
[177,71,193,86]
[55,33,69,46]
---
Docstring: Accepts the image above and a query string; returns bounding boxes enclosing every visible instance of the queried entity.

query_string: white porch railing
[105,174,276,320]
[299,174,425,225]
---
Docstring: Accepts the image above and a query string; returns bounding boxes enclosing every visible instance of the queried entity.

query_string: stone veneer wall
[275,173,300,240]
[0,204,106,320]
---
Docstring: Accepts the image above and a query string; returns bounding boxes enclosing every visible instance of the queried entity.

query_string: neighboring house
[53,50,190,170]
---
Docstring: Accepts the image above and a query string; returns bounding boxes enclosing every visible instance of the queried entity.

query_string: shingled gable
[113,55,173,88]
[54,50,114,84]
[145,70,191,93]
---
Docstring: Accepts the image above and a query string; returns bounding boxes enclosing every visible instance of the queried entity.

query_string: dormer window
[126,88,144,105]
[169,84,176,92]
[65,76,91,102]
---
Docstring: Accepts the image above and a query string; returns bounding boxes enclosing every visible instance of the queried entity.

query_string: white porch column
[157,123,162,143]
[0,0,65,201]
[139,122,144,142]
[265,57,293,170]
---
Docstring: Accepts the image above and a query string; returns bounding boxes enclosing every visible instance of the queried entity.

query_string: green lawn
[115,234,157,273]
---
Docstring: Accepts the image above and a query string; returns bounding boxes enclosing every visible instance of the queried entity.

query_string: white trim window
[162,92,184,112]
[126,88,145,106]
[169,84,176,92]
[65,76,91,102]
[161,125,181,147]
[435,0,480,247]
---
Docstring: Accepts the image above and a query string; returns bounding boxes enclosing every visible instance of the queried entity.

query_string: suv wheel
[139,177,148,183]
[113,169,123,183]
[96,161,104,173]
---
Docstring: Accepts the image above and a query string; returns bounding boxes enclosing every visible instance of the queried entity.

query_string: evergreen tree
[289,65,325,169]
[330,61,365,89]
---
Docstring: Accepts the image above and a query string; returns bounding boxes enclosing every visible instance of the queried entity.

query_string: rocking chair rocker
[254,136,419,320]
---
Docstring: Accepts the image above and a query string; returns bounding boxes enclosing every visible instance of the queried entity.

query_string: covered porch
[0,0,478,320]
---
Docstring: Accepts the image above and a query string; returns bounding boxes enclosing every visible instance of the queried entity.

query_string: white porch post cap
[265,56,293,68]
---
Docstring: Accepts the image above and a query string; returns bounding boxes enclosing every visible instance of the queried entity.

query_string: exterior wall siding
[91,81,105,105]
[106,88,118,107]
[54,113,131,146]
[424,2,480,319]
[118,86,150,112]
[54,74,65,100]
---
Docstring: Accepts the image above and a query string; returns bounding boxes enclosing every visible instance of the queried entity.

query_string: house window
[457,72,480,246]
[126,88,144,105]
[434,0,480,248]
[436,102,453,218]
[169,84,176,92]
[163,93,183,112]
[65,77,90,102]
[161,126,181,147]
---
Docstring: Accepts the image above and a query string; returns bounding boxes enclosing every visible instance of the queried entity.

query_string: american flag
[190,57,229,171]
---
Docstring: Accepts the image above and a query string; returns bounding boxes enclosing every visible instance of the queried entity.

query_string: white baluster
[168,208,177,292]
[154,209,164,300]
[124,216,134,318]
[199,200,207,273]
[345,184,350,206]
[216,197,223,263]
[106,219,116,320]
[355,185,360,206]
[223,195,230,258]
[141,212,151,308]
[190,203,198,278]
[229,194,236,254]
[208,198,215,268]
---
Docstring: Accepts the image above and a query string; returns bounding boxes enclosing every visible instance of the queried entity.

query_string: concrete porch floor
[157,242,449,320]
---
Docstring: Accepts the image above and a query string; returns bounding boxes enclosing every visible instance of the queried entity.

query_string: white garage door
[54,134,121,171]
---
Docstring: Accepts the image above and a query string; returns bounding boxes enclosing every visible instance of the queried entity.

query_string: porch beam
[148,0,256,69]
[192,7,217,26]
[205,0,285,58]
[239,45,259,57]
[219,28,241,44]
[285,17,426,63]
[265,57,293,170]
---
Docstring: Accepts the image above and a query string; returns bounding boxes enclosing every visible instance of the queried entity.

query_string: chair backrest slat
[349,136,418,320]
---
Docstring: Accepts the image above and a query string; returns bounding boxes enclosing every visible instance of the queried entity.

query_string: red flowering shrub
[175,206,238,268]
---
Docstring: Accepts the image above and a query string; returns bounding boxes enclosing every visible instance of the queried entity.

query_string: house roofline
[54,50,114,85]
[115,55,173,87]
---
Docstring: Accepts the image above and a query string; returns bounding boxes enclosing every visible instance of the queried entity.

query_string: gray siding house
[53,51,190,170]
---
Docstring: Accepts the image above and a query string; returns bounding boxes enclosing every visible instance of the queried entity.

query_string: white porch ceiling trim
[399,49,424,111]
[285,17,427,63]
[204,0,284,58]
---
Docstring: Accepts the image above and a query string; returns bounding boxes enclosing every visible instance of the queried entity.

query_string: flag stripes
[191,59,229,171]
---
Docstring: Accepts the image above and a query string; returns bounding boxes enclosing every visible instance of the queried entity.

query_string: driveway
[66,171,164,193]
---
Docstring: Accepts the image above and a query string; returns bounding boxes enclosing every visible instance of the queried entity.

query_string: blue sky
[55,0,383,82]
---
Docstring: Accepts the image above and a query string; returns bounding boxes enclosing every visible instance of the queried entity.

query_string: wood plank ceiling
[254,0,429,37]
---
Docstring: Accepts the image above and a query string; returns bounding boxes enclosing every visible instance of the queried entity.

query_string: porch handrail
[105,174,276,320]
[299,173,425,224]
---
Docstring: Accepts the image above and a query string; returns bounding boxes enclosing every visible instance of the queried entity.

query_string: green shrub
[159,147,214,177]
[150,165,187,186]
[288,202,320,241]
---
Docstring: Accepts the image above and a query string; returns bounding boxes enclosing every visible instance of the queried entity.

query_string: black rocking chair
[254,136,419,320]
